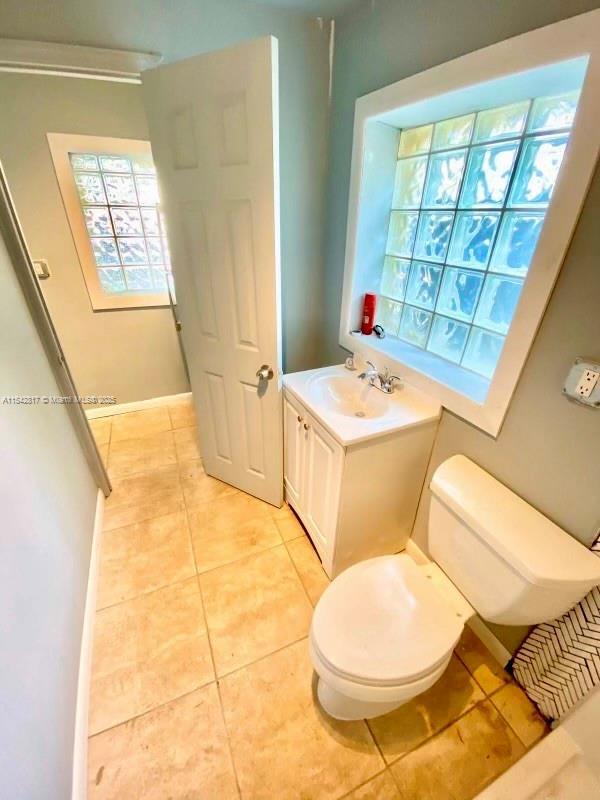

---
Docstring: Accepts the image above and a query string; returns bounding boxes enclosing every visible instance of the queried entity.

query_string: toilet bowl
[310,455,600,721]
[310,554,470,720]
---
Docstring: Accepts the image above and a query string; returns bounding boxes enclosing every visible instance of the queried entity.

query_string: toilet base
[316,677,405,721]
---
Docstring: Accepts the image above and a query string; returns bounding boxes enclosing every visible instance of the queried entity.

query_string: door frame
[0,162,110,497]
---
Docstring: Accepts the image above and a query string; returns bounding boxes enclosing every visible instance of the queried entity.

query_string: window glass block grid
[70,152,172,296]
[512,533,600,722]
[378,91,579,381]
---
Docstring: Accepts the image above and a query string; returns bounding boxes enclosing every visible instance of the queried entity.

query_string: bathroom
[1,1,600,798]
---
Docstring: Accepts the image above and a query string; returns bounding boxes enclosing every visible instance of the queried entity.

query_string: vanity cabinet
[283,386,438,579]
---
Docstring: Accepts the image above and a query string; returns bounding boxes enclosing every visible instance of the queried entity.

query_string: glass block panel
[135,175,159,205]
[473,101,529,143]
[74,172,106,204]
[422,149,466,208]
[398,124,433,158]
[103,173,137,205]
[413,212,454,263]
[70,153,98,171]
[146,238,164,265]
[432,113,474,150]
[376,297,403,336]
[460,141,519,208]
[427,315,469,363]
[91,237,119,267]
[488,211,545,276]
[131,154,157,174]
[124,266,153,292]
[141,207,160,236]
[405,261,442,310]
[83,207,112,237]
[392,156,427,209]
[462,326,505,379]
[99,155,131,173]
[110,207,143,236]
[507,133,568,209]
[117,237,148,265]
[380,256,410,301]
[447,211,500,269]
[436,267,484,322]
[398,305,432,348]
[151,267,168,291]
[386,211,418,258]
[98,267,126,294]
[528,91,579,133]
[474,274,523,334]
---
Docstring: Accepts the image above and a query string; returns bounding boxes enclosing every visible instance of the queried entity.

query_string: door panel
[142,37,283,505]
[283,393,305,510]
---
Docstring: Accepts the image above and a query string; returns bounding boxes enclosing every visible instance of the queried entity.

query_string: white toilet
[310,455,600,721]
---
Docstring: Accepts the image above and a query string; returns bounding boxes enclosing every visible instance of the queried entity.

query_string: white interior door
[142,37,283,506]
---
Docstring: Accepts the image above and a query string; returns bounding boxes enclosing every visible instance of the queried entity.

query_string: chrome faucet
[357,361,402,394]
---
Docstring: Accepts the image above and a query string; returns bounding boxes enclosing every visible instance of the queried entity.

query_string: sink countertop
[282,364,441,446]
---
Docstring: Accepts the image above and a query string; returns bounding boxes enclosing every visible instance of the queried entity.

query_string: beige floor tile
[455,626,511,694]
[220,639,384,800]
[274,507,306,541]
[90,417,111,446]
[88,684,238,800]
[89,578,213,735]
[390,700,525,800]
[168,398,197,430]
[368,655,484,763]
[179,459,238,509]
[103,465,184,531]
[189,492,282,572]
[97,512,195,609]
[110,406,172,443]
[200,545,313,676]
[343,770,401,800]
[491,683,547,747]
[108,430,176,479]
[286,535,329,605]
[98,443,108,466]
[173,426,201,462]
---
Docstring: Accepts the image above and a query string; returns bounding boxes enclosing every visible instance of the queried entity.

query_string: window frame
[339,11,600,436]
[47,132,170,311]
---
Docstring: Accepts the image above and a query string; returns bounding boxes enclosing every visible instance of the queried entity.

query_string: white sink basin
[307,374,390,419]
[283,365,441,446]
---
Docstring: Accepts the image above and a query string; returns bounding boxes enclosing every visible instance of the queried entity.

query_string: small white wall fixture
[339,11,600,436]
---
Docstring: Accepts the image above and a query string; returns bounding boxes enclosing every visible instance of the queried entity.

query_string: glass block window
[377,90,579,380]
[69,152,172,296]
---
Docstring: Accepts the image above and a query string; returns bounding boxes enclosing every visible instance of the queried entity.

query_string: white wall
[0,229,98,799]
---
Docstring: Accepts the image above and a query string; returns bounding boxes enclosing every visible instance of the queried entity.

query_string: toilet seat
[310,554,464,687]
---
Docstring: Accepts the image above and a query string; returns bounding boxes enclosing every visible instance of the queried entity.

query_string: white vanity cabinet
[282,366,440,579]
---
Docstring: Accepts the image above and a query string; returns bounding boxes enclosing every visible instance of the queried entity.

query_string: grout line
[365,718,387,766]
[283,536,316,608]
[95,569,198,614]
[215,635,310,683]
[334,767,391,800]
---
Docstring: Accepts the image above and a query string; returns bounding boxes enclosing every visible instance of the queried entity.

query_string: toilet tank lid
[430,455,600,589]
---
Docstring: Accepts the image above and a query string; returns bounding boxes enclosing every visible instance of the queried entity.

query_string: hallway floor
[88,398,547,799]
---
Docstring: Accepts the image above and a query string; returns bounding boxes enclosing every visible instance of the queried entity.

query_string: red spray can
[361,293,377,335]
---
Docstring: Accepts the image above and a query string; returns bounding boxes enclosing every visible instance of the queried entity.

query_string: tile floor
[88,399,548,799]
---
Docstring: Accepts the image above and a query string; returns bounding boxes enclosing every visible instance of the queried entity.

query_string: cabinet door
[303,414,344,567]
[283,392,305,510]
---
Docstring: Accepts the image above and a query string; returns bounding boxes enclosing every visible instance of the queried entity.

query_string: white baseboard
[404,538,512,667]
[85,391,192,419]
[72,489,105,800]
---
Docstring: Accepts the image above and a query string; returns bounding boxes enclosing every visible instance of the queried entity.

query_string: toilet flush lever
[256,364,274,381]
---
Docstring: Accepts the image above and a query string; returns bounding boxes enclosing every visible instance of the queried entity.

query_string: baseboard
[72,489,105,800]
[85,391,192,419]
[404,538,512,667]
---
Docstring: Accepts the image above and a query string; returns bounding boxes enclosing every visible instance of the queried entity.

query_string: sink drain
[355,410,366,418]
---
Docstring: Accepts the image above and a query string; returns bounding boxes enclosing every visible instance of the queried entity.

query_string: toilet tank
[428,456,600,625]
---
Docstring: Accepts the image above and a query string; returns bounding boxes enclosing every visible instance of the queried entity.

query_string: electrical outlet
[576,369,600,398]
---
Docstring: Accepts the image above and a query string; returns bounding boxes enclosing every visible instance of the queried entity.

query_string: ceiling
[254,0,361,18]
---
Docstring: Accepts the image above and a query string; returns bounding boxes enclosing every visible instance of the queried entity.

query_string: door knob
[256,364,274,381]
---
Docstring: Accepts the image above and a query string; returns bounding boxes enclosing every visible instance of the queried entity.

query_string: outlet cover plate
[563,358,600,408]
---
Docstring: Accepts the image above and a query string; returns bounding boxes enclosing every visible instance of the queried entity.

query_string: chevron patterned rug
[513,534,600,721]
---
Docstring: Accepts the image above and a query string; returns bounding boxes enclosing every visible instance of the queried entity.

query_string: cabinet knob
[297,415,303,423]
[303,422,310,431]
